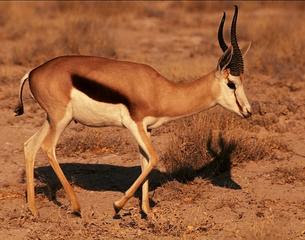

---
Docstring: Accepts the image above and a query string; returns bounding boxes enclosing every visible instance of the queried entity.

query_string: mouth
[234,94,251,119]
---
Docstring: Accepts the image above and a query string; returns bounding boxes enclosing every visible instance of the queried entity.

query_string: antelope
[15,6,251,217]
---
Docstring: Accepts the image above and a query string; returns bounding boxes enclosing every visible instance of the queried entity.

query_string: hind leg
[24,120,50,216]
[41,111,80,214]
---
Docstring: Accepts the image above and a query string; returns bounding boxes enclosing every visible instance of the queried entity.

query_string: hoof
[113,202,121,215]
[140,210,148,219]
[71,210,81,217]
[29,207,39,218]
[113,213,121,219]
[141,202,151,218]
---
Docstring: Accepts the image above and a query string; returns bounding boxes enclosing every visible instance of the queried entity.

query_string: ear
[241,41,251,57]
[217,46,233,72]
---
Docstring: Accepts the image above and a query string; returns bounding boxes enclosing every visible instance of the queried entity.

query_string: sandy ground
[0,2,305,239]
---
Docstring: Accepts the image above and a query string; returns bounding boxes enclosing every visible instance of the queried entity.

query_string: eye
[227,81,236,90]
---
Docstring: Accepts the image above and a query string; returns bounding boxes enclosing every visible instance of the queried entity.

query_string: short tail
[14,71,30,116]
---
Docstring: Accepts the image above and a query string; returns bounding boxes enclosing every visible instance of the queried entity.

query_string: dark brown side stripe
[71,74,131,110]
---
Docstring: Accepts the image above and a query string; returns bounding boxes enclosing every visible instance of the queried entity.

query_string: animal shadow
[168,132,241,190]
[34,132,240,205]
[204,132,241,189]
[34,163,166,205]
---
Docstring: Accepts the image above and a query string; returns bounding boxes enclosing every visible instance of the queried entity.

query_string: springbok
[15,6,251,217]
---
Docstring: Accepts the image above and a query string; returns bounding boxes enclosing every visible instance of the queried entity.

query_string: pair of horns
[218,5,244,76]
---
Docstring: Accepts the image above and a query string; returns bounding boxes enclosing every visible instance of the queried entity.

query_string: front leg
[139,130,151,215]
[139,147,150,215]
[113,121,158,215]
[139,129,151,215]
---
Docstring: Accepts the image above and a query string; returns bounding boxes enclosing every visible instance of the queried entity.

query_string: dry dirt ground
[0,2,305,240]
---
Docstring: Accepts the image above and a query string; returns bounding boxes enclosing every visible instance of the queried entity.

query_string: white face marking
[70,88,127,127]
[216,73,251,118]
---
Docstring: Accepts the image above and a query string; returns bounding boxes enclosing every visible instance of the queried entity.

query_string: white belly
[70,88,127,127]
[143,116,178,129]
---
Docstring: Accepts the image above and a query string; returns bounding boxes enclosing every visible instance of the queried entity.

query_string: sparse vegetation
[1,2,305,240]
[245,10,305,78]
[57,127,137,157]
[161,110,275,180]
[269,166,305,185]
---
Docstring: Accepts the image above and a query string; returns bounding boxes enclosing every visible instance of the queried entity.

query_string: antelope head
[215,6,252,118]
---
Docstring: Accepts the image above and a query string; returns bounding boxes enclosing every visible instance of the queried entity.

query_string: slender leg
[24,120,50,216]
[113,121,158,214]
[140,129,151,214]
[41,114,80,214]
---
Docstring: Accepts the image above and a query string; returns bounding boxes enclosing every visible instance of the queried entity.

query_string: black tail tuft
[14,104,24,116]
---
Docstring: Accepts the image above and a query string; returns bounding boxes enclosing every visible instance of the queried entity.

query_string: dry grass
[0,2,127,67]
[165,2,305,81]
[242,6,305,78]
[161,109,276,179]
[57,127,137,157]
[1,2,304,239]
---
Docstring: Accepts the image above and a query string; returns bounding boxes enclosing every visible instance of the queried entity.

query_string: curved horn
[218,12,228,52]
[230,5,244,76]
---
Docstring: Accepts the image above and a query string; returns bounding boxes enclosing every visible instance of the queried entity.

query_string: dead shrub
[161,109,275,179]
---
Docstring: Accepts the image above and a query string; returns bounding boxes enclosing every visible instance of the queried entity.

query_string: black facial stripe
[234,91,243,112]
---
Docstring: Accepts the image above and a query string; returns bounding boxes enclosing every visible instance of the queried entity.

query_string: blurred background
[1,2,305,239]
[0,1,304,79]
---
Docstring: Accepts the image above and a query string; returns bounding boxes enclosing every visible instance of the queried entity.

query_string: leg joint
[149,153,159,167]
